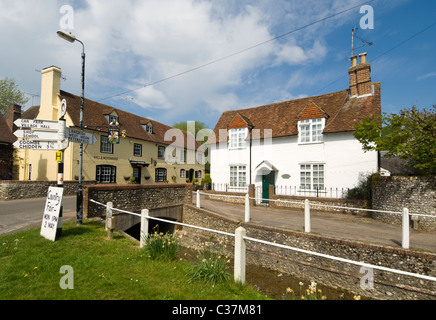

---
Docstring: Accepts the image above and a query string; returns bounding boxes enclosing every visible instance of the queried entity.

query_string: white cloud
[417,72,436,81]
[0,0,412,124]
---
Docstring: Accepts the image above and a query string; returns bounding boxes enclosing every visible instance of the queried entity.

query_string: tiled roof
[209,83,381,143]
[60,91,199,150]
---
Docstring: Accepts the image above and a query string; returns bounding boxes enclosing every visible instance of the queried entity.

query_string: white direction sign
[66,128,97,145]
[14,119,59,131]
[14,129,59,141]
[13,139,69,151]
[40,187,64,242]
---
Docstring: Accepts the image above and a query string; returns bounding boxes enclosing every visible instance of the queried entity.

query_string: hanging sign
[108,128,120,144]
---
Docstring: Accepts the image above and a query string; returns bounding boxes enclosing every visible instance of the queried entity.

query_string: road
[0,196,77,235]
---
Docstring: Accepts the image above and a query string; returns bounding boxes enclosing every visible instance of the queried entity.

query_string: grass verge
[0,220,269,300]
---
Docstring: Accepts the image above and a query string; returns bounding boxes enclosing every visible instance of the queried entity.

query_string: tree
[173,121,212,173]
[172,121,211,145]
[0,78,29,117]
[354,105,436,174]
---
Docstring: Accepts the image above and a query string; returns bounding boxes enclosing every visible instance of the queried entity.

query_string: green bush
[345,173,378,200]
[201,174,212,187]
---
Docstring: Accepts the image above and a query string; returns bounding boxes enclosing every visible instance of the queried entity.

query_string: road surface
[0,196,76,235]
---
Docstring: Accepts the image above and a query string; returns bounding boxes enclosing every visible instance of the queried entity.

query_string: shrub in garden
[187,241,231,286]
[143,226,181,261]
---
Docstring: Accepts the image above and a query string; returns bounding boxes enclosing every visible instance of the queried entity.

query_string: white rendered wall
[210,131,378,191]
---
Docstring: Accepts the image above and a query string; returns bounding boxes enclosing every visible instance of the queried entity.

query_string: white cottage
[209,53,381,200]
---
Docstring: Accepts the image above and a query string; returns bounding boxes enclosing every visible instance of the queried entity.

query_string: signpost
[13,99,96,238]
[14,119,59,131]
[13,129,60,141]
[40,187,64,242]
[13,140,69,150]
[66,128,97,145]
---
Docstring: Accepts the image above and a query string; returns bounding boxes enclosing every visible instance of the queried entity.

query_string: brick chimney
[348,52,372,97]
[6,104,22,132]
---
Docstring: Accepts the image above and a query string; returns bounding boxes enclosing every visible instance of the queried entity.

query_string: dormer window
[104,111,120,126]
[229,128,248,149]
[109,115,119,126]
[142,122,153,134]
[298,118,325,144]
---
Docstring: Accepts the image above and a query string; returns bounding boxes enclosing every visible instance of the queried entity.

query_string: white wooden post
[402,208,410,249]
[234,227,246,284]
[105,202,113,230]
[245,193,250,223]
[196,190,200,208]
[304,199,311,233]
[140,209,149,248]
[105,202,114,239]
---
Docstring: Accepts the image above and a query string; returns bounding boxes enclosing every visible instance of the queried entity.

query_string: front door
[133,167,141,184]
[262,171,275,203]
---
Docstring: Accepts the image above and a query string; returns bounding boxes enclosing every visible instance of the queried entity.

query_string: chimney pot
[359,52,367,64]
[351,55,358,67]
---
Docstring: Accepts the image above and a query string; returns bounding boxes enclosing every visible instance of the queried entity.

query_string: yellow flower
[286,287,293,293]
[24,274,29,277]
[33,267,38,270]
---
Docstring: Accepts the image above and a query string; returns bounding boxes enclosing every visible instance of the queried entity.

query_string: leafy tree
[172,121,210,145]
[173,121,212,173]
[354,105,436,174]
[0,78,29,117]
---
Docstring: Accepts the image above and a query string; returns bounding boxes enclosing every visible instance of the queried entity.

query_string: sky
[1,0,435,130]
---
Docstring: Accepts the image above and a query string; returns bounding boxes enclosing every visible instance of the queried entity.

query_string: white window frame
[158,146,166,159]
[100,136,113,154]
[133,143,142,157]
[298,118,325,144]
[230,165,247,187]
[229,128,248,149]
[143,124,153,134]
[299,164,325,190]
[155,168,167,182]
[96,165,116,184]
[180,149,186,163]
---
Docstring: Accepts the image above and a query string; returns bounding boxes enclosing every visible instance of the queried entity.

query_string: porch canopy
[255,160,277,176]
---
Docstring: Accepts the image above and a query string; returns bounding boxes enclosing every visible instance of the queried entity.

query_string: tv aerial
[351,26,373,56]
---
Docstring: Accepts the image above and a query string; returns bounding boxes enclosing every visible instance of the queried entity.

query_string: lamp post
[57,29,85,225]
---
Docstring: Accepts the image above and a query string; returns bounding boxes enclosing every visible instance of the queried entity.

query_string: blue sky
[1,0,435,130]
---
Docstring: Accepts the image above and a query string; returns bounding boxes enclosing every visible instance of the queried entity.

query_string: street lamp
[57,29,85,225]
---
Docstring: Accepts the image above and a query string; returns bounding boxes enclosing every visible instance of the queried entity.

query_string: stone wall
[83,183,192,218]
[372,176,436,231]
[0,180,95,200]
[204,185,370,216]
[181,204,436,300]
